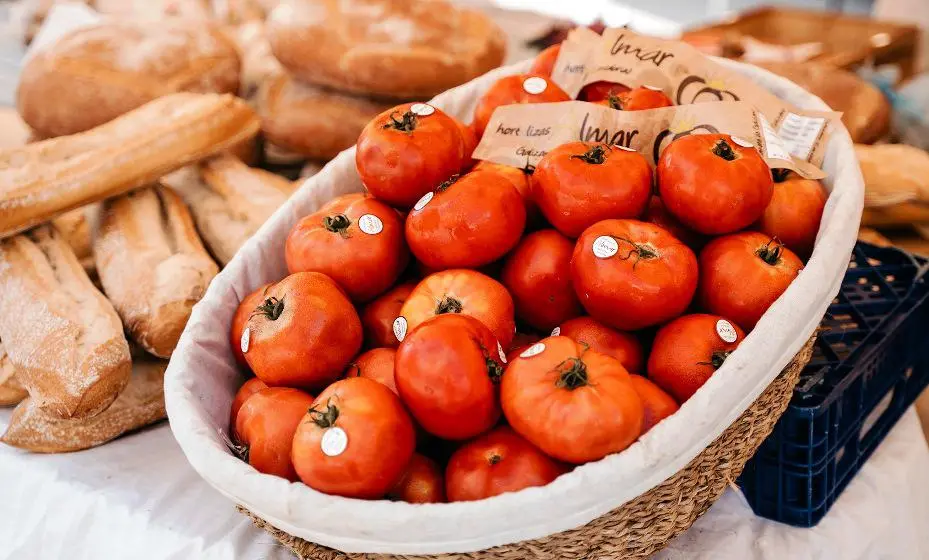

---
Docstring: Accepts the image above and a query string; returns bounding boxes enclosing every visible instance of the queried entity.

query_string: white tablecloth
[1,408,927,560]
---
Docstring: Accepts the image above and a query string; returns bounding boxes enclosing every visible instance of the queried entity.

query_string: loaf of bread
[18,21,241,138]
[0,92,260,240]
[257,73,390,160]
[1,358,167,453]
[0,340,28,407]
[164,154,297,264]
[856,143,929,209]
[94,186,219,358]
[0,226,131,419]
[267,0,506,99]
[230,21,283,99]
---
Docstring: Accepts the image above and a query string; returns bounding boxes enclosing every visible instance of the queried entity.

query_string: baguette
[165,154,297,264]
[0,340,28,407]
[857,144,929,208]
[0,92,260,240]
[94,186,219,358]
[0,225,131,419]
[1,358,167,453]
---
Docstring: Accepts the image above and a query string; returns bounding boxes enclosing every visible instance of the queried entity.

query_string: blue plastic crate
[737,242,929,527]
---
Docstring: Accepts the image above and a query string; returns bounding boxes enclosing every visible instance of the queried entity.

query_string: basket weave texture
[241,336,816,560]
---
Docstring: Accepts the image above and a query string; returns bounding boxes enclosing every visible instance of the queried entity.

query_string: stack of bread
[3,0,507,453]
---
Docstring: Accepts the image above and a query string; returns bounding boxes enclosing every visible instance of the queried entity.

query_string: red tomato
[471,161,539,226]
[627,374,679,432]
[395,314,503,440]
[234,387,315,481]
[472,74,570,135]
[532,142,652,238]
[597,86,673,111]
[230,283,271,367]
[647,314,745,403]
[529,44,562,77]
[405,171,526,270]
[285,193,409,302]
[657,134,773,235]
[698,232,803,330]
[356,103,465,209]
[230,377,267,439]
[756,176,827,259]
[399,269,515,349]
[360,282,416,349]
[643,196,706,251]
[455,118,480,170]
[291,377,415,499]
[579,80,630,102]
[556,316,643,373]
[445,426,567,502]
[571,219,698,331]
[345,347,397,395]
[501,229,582,331]
[501,336,644,464]
[389,453,446,503]
[244,272,362,390]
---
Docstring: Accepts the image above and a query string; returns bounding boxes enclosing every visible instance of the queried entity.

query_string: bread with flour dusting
[164,154,297,265]
[18,21,240,138]
[267,0,506,99]
[0,340,28,407]
[0,226,131,419]
[94,186,219,358]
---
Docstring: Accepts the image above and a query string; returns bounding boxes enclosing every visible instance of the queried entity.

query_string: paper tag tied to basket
[473,100,826,180]
[549,27,840,167]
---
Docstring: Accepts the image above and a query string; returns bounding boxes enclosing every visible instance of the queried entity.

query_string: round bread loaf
[17,21,241,138]
[267,0,506,100]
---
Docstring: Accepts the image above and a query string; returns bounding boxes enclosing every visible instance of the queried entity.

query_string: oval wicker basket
[242,337,816,559]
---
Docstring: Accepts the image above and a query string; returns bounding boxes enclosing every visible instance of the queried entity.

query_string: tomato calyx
[478,342,504,384]
[221,430,249,463]
[772,168,791,183]
[307,399,340,428]
[612,236,659,270]
[554,357,589,390]
[698,350,732,370]
[323,214,352,238]
[571,144,609,165]
[711,139,738,161]
[383,110,417,133]
[436,174,460,193]
[435,296,463,315]
[755,238,784,266]
[606,93,624,110]
[252,296,285,321]
[488,453,503,466]
[522,156,536,175]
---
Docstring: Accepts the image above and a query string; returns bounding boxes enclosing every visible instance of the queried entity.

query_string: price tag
[759,116,792,162]
[777,113,827,161]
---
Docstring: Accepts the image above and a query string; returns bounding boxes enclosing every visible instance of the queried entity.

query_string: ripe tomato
[643,196,705,251]
[597,86,673,111]
[230,377,267,439]
[555,316,643,373]
[471,161,539,226]
[473,74,570,135]
[230,283,271,367]
[579,80,630,102]
[234,387,315,481]
[285,194,409,302]
[756,175,827,259]
[529,43,561,77]
[356,103,465,209]
[345,347,397,395]
[405,171,526,270]
[627,374,679,432]
[445,426,567,502]
[243,272,362,390]
[388,453,445,504]
[571,219,698,330]
[647,314,745,403]
[292,377,415,499]
[532,142,652,238]
[501,229,582,331]
[501,336,644,464]
[657,134,773,235]
[698,232,803,330]
[399,269,515,349]
[395,314,503,440]
[360,282,416,349]
[455,119,480,170]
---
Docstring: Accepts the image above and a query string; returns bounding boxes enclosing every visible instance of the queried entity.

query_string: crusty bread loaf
[257,72,390,160]
[18,21,241,138]
[164,154,297,264]
[0,340,28,407]
[267,0,506,99]
[94,186,219,358]
[230,21,284,99]
[1,358,167,453]
[857,143,929,209]
[0,92,260,240]
[0,225,131,419]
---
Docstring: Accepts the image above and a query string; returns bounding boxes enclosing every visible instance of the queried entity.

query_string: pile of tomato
[227,51,828,504]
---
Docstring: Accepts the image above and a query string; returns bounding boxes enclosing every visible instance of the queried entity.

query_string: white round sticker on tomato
[410,103,435,116]
[551,326,561,336]
[523,76,548,95]
[358,214,383,235]
[393,316,408,342]
[320,427,348,457]
[413,191,434,211]
[592,236,619,259]
[716,319,738,343]
[730,136,754,148]
[240,327,250,354]
[520,343,546,358]
[497,341,507,364]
